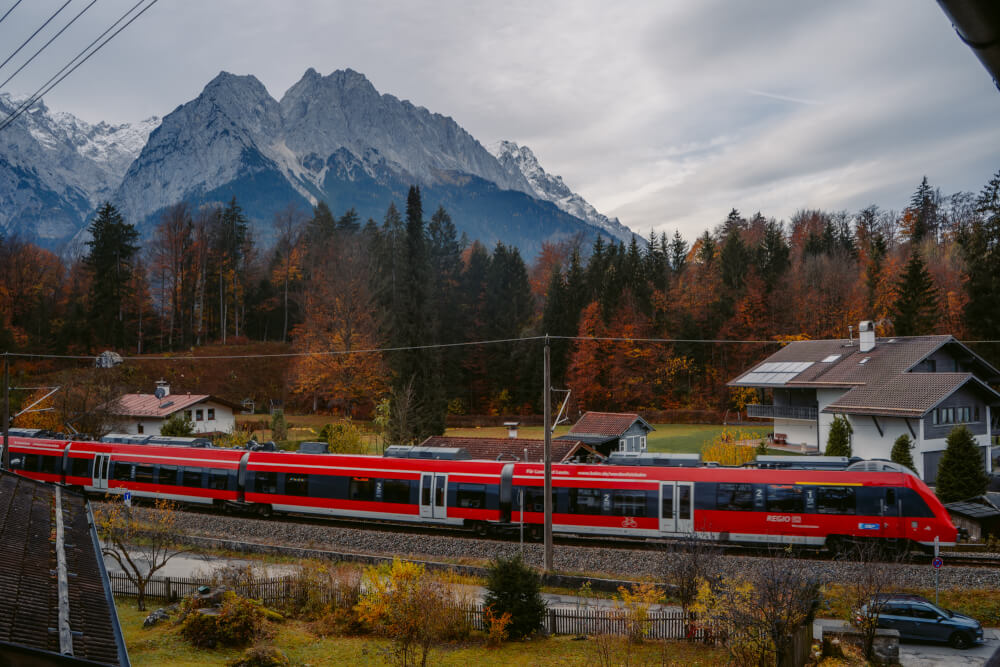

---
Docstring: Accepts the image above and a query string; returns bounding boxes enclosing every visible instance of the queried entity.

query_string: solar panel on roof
[822,354,841,363]
[773,372,798,383]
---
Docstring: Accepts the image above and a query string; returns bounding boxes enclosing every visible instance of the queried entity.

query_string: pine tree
[306,201,336,246]
[668,229,688,273]
[935,425,989,503]
[905,176,939,243]
[336,207,360,234]
[892,250,939,336]
[960,169,1000,343]
[84,202,140,349]
[755,219,789,292]
[720,230,749,291]
[825,415,852,457]
[484,555,546,640]
[890,433,916,472]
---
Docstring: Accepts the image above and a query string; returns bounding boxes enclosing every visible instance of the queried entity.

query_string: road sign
[124,490,132,507]
[932,557,944,569]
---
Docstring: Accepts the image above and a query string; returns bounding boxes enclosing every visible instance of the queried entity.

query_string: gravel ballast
[121,506,1000,590]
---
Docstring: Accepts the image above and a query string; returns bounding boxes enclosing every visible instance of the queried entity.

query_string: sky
[1,0,998,241]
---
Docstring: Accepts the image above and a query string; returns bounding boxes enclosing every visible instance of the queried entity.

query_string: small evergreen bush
[825,416,852,457]
[936,425,989,503]
[160,412,195,437]
[484,555,547,639]
[890,434,916,472]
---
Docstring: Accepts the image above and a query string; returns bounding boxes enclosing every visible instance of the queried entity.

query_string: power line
[0,0,72,74]
[0,0,156,134]
[0,0,25,28]
[0,0,98,91]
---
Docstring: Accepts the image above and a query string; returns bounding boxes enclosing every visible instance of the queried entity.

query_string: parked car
[861,594,984,649]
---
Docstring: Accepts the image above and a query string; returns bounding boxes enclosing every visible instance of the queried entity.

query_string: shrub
[936,425,989,503]
[484,606,512,648]
[483,555,546,640]
[180,592,269,648]
[228,644,289,667]
[616,582,662,644]
[270,410,288,441]
[825,416,852,457]
[890,434,916,472]
[319,421,367,454]
[160,412,195,436]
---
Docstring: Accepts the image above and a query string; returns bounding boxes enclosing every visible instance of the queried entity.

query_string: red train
[5,433,957,552]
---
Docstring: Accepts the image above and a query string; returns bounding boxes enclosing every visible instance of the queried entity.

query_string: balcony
[746,404,818,421]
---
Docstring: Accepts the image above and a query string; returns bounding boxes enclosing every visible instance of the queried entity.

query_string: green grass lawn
[447,423,775,455]
[116,600,724,666]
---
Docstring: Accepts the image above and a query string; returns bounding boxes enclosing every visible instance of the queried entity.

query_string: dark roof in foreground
[567,412,654,439]
[419,436,600,462]
[944,500,1000,520]
[0,472,128,666]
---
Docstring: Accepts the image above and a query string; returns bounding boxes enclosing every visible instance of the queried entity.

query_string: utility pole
[543,335,553,571]
[2,352,8,470]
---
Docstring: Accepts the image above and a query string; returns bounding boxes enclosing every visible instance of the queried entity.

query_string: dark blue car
[866,595,984,649]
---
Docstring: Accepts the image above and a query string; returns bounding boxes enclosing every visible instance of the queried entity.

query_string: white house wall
[122,402,236,436]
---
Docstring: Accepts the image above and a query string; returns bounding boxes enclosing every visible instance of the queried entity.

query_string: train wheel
[826,536,852,558]
[528,525,543,542]
[472,521,490,537]
[257,504,273,518]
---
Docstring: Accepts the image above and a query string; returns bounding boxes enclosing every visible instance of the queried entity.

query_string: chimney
[859,321,876,353]
[154,379,170,398]
[504,421,520,439]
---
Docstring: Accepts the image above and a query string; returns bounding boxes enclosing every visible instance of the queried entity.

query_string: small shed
[556,411,655,457]
[944,496,1000,541]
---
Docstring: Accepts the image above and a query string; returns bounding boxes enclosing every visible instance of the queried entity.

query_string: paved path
[813,619,1000,666]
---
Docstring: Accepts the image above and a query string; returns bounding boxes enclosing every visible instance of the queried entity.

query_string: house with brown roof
[419,435,601,463]
[555,411,655,457]
[729,321,1000,483]
[112,380,240,436]
[0,471,130,666]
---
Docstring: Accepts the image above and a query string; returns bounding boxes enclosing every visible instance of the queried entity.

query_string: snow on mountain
[0,93,158,244]
[488,139,638,244]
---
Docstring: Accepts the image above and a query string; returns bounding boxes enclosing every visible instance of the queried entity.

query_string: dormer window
[859,357,870,365]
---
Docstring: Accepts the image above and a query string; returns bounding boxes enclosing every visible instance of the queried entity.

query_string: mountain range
[0,68,638,257]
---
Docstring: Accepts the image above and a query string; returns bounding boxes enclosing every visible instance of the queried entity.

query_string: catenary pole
[543,335,553,571]
[2,352,8,470]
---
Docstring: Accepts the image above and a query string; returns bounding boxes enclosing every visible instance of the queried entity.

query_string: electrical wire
[0,0,156,133]
[0,0,72,74]
[0,0,98,91]
[0,0,25,28]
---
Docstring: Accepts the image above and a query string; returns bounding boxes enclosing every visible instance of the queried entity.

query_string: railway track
[106,501,1000,570]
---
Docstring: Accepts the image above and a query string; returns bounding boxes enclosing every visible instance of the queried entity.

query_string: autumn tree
[85,202,140,349]
[150,202,194,349]
[271,204,307,342]
[97,497,187,611]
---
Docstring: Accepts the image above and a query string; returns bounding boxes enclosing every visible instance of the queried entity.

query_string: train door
[659,482,694,533]
[880,487,901,540]
[420,473,448,520]
[92,454,110,490]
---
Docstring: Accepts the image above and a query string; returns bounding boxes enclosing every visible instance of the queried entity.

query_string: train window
[612,492,647,517]
[815,486,856,514]
[134,465,155,484]
[182,469,204,487]
[717,483,755,511]
[39,455,61,474]
[253,471,278,494]
[159,465,179,485]
[113,463,133,481]
[21,454,39,471]
[285,474,309,496]
[765,485,803,513]
[898,487,935,518]
[210,469,230,491]
[350,477,376,501]
[456,483,487,509]
[70,457,91,478]
[383,479,411,504]
[569,488,604,515]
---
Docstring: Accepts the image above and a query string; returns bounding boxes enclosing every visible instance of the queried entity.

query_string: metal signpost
[933,536,942,605]
[519,489,525,558]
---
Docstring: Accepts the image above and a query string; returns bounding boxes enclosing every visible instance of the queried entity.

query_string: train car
[242,451,509,533]
[508,461,957,550]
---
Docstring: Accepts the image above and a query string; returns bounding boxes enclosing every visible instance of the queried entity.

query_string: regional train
[3,430,958,552]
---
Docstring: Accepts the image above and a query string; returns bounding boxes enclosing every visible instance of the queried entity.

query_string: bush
[160,412,195,437]
[270,410,288,441]
[825,416,852,457]
[180,592,269,648]
[228,644,289,667]
[484,555,546,640]
[890,434,916,472]
[318,421,366,454]
[936,425,989,503]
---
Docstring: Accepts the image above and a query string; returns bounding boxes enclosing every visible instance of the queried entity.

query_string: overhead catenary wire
[0,0,25,28]
[0,0,157,134]
[0,0,99,91]
[0,0,72,74]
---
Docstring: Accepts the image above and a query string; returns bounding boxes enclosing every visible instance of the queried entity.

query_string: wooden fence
[110,573,714,641]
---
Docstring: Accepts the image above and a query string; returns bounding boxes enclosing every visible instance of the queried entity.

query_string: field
[116,601,725,666]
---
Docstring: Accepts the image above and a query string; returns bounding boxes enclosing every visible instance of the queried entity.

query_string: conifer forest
[4,170,1000,441]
